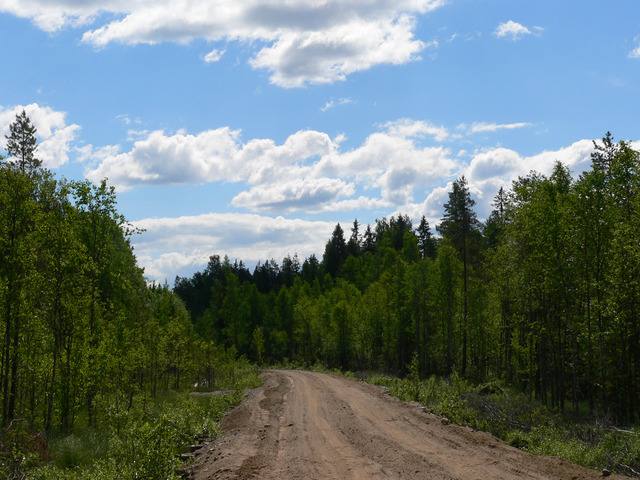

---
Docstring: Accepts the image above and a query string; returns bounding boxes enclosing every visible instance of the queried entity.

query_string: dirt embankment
[188,370,622,479]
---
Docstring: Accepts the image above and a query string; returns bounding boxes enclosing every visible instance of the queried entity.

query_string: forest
[0,112,260,479]
[0,110,639,476]
[175,132,640,425]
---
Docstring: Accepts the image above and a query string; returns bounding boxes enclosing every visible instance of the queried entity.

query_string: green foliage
[0,421,49,479]
[24,353,257,480]
[28,392,240,480]
[516,424,640,477]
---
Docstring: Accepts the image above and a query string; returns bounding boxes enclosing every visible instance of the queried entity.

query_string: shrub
[28,391,242,480]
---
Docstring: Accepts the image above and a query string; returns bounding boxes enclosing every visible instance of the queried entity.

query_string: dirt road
[189,370,621,479]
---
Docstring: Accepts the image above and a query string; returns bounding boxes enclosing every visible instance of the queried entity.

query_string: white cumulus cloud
[494,20,542,41]
[1,0,446,87]
[232,178,356,214]
[85,119,461,214]
[249,14,429,87]
[131,212,336,281]
[466,122,531,134]
[464,139,595,217]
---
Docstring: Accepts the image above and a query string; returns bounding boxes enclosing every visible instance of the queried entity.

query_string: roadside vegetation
[2,355,260,480]
[365,358,640,478]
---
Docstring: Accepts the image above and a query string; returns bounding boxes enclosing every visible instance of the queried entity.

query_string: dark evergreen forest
[175,132,640,424]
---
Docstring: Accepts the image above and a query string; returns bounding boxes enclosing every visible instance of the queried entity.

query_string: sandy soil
[188,370,622,479]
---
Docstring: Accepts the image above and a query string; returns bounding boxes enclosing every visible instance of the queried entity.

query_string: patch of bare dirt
[187,370,622,479]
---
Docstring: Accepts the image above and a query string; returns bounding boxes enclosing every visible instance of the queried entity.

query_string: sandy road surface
[188,370,621,479]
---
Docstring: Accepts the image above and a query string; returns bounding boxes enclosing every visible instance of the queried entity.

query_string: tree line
[176,133,640,423]
[0,111,226,438]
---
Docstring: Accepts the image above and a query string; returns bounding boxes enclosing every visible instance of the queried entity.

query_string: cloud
[321,98,353,112]
[466,122,531,134]
[324,196,391,212]
[203,48,225,63]
[249,14,429,87]
[116,113,142,126]
[130,212,336,281]
[321,101,336,112]
[85,127,245,187]
[0,103,80,168]
[629,43,640,59]
[381,118,450,142]
[85,120,460,213]
[232,178,356,213]
[0,1,104,32]
[1,0,446,87]
[494,21,542,41]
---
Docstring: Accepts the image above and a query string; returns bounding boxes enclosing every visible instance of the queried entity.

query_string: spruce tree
[437,176,480,376]
[347,219,361,257]
[323,223,347,277]
[416,215,436,259]
[484,187,508,250]
[362,224,376,254]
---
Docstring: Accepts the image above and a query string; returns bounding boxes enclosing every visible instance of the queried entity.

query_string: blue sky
[1,0,640,282]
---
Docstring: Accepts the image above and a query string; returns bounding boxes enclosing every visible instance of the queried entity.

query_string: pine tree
[4,110,41,175]
[591,131,616,175]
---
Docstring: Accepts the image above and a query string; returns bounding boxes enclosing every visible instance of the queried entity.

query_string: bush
[27,391,242,480]
[0,421,49,480]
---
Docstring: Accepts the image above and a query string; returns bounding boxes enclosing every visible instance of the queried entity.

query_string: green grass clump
[520,424,640,477]
[210,355,262,392]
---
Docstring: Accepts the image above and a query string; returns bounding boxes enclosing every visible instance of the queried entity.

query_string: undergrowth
[5,359,262,480]
[26,392,239,480]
